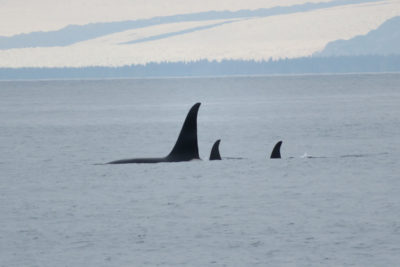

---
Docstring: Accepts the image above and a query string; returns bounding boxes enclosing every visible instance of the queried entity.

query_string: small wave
[300,153,327,159]
[223,157,245,160]
[340,154,365,158]
[340,152,389,158]
[298,152,389,159]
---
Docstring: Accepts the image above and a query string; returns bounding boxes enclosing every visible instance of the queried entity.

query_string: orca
[209,139,283,161]
[108,103,201,164]
[209,139,244,160]
[209,139,222,160]
[270,141,282,159]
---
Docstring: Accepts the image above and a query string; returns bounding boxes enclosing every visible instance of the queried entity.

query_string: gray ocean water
[1,74,400,266]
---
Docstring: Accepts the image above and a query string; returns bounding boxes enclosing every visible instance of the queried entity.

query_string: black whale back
[166,102,201,161]
[209,139,222,160]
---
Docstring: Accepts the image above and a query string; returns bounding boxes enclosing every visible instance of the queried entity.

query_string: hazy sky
[0,0,399,67]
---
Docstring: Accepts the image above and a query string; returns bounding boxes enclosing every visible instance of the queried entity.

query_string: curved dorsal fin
[270,141,282,159]
[166,103,201,161]
[209,139,222,160]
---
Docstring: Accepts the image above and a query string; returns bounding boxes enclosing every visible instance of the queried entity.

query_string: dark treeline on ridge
[1,55,399,80]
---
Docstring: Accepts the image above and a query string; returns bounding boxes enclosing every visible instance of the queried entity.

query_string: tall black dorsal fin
[270,141,282,159]
[209,139,222,160]
[166,103,201,161]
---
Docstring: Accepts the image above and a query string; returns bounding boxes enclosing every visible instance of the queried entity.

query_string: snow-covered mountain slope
[0,0,342,36]
[0,0,399,67]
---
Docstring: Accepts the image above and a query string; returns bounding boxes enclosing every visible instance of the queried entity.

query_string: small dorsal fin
[209,139,222,160]
[166,103,201,161]
[270,141,282,159]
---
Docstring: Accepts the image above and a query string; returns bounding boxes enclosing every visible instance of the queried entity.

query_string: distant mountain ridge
[1,55,399,80]
[316,16,400,57]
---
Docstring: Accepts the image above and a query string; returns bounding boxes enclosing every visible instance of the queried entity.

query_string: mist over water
[1,73,399,266]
